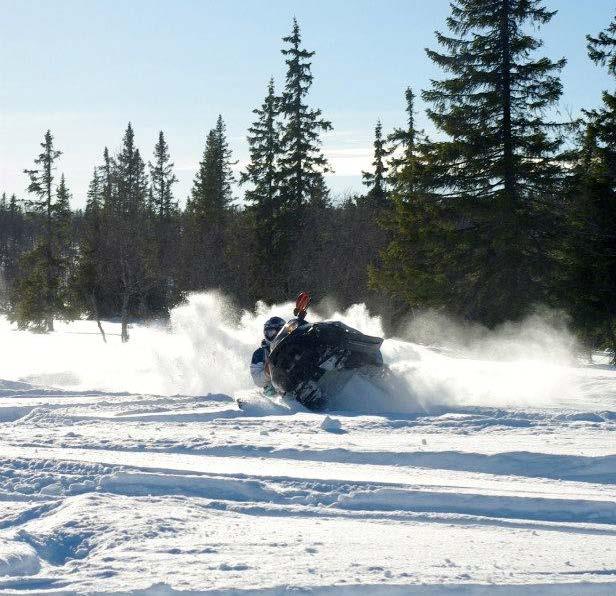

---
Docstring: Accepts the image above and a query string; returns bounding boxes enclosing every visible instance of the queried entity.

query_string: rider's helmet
[264,316,286,342]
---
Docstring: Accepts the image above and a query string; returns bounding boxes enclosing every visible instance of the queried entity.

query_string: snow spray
[0,292,584,411]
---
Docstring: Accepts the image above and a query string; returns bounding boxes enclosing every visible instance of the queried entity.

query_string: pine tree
[5,195,25,290]
[241,78,285,300]
[279,19,332,208]
[72,168,108,340]
[362,120,389,208]
[148,130,181,311]
[54,174,72,246]
[586,15,616,171]
[149,131,178,222]
[243,78,281,212]
[100,147,114,211]
[418,0,567,324]
[87,169,103,214]
[184,116,236,291]
[188,116,235,222]
[8,194,19,216]
[388,87,420,194]
[109,123,152,341]
[11,131,70,331]
[587,15,616,76]
[563,15,616,361]
[114,123,149,217]
[369,89,436,312]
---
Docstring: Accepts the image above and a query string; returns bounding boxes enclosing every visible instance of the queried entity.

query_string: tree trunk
[500,0,515,205]
[139,294,148,319]
[90,292,106,343]
[121,291,130,343]
[588,339,594,365]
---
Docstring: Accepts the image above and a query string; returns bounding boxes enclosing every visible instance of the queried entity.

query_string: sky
[1,0,614,209]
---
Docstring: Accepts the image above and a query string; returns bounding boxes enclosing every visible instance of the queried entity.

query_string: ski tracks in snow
[0,378,615,593]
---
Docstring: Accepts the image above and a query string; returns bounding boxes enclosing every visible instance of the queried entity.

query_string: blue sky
[1,0,614,208]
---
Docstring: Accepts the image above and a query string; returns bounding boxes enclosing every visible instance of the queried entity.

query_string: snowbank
[0,538,40,576]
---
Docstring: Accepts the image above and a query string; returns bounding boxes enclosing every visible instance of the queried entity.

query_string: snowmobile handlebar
[293,292,311,320]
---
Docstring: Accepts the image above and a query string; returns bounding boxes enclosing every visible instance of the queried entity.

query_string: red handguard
[293,292,311,320]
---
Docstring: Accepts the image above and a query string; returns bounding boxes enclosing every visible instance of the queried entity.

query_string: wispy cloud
[324,146,371,177]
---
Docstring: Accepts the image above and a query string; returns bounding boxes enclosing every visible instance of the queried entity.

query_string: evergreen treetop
[113,123,149,216]
[242,77,282,212]
[424,0,566,207]
[362,120,390,209]
[587,15,616,75]
[388,87,423,195]
[149,131,178,221]
[100,147,114,211]
[54,174,72,231]
[585,15,616,151]
[23,130,62,221]
[279,18,332,207]
[86,168,102,215]
[188,115,235,221]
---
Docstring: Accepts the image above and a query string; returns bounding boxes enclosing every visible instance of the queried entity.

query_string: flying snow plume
[386,309,580,410]
[0,291,585,412]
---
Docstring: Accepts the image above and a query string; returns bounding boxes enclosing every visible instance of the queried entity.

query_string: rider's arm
[250,346,270,387]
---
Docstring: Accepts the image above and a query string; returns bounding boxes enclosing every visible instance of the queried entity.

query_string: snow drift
[0,539,40,577]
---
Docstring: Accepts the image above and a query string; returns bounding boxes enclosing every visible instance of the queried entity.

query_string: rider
[251,316,286,390]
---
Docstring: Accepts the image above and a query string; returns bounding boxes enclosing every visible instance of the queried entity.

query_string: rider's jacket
[250,339,271,387]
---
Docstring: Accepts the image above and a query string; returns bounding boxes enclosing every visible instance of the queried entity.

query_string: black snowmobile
[268,293,384,409]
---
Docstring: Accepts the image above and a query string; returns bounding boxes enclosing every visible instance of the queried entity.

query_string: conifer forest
[1,4,616,359]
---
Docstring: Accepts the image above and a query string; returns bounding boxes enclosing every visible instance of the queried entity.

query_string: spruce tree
[587,15,616,76]
[369,88,436,311]
[5,194,24,290]
[148,130,181,311]
[72,168,106,339]
[100,147,114,211]
[563,15,616,361]
[188,116,235,222]
[388,87,419,194]
[419,0,567,324]
[54,174,73,247]
[11,131,70,331]
[279,19,332,208]
[362,120,389,208]
[586,15,616,170]
[149,131,178,222]
[184,116,235,291]
[114,123,149,217]
[109,123,152,341]
[243,78,281,212]
[241,78,285,300]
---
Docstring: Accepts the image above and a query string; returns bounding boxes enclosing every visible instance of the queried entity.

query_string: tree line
[1,3,615,360]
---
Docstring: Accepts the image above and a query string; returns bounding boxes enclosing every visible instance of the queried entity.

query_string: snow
[0,539,40,577]
[320,415,344,433]
[0,292,614,593]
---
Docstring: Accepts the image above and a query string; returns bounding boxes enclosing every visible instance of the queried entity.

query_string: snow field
[0,293,614,593]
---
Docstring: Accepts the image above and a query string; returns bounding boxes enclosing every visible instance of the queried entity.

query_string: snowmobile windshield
[270,318,307,351]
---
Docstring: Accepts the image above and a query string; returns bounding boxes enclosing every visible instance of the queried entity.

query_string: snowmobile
[268,292,385,409]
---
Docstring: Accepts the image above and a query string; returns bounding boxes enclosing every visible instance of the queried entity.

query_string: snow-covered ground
[0,293,614,594]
